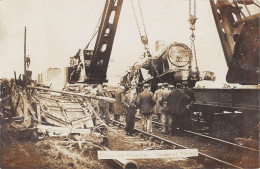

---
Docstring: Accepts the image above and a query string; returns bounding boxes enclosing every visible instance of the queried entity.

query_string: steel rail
[135,116,259,152]
[183,130,259,152]
[112,120,242,169]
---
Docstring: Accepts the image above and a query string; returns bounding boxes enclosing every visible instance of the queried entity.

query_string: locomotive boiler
[121,41,215,91]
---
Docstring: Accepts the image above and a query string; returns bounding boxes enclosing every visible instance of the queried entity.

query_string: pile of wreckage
[1,78,110,141]
[0,78,137,169]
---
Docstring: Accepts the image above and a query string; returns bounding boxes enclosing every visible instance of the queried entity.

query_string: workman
[153,83,163,121]
[121,86,138,135]
[91,84,99,113]
[113,86,125,121]
[26,55,30,68]
[182,81,195,130]
[169,83,190,134]
[136,83,155,133]
[96,84,111,125]
[163,82,168,89]
[159,83,172,134]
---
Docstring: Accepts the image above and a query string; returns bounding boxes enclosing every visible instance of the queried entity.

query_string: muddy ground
[0,116,204,169]
[106,116,204,169]
[3,113,254,169]
[0,129,111,169]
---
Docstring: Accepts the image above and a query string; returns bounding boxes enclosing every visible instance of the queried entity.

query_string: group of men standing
[154,82,195,134]
[112,83,156,135]
[95,81,194,136]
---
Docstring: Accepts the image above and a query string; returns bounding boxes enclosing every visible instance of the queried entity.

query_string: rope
[242,0,251,16]
[233,1,247,18]
[253,1,260,8]
[85,13,103,49]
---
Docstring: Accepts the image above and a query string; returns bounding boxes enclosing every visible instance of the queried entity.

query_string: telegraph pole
[24,26,27,75]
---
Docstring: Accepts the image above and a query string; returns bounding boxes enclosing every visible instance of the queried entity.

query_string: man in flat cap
[159,83,173,133]
[90,84,99,116]
[96,84,111,125]
[163,83,168,89]
[137,84,156,133]
[153,83,163,121]
[168,83,190,134]
[121,86,138,135]
[113,86,125,121]
[182,81,195,130]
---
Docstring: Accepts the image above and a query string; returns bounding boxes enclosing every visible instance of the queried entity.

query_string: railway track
[135,116,259,153]
[112,120,245,169]
[133,116,259,168]
[26,87,258,168]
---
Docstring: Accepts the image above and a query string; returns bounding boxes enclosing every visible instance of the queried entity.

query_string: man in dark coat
[121,86,138,135]
[113,86,125,121]
[136,84,155,133]
[169,83,190,133]
[182,81,195,130]
[96,84,111,125]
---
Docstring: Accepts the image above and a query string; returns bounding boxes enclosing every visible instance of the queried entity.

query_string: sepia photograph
[0,0,259,168]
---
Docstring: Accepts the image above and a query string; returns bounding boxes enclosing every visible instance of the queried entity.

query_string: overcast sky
[0,0,258,87]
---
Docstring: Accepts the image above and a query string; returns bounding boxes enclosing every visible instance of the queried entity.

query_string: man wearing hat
[154,83,163,121]
[136,84,156,133]
[96,84,111,125]
[113,86,125,121]
[159,83,172,133]
[90,84,99,115]
[182,81,195,130]
[121,86,138,135]
[163,83,168,89]
[168,83,190,134]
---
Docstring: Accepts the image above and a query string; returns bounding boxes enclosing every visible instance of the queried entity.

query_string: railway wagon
[191,88,259,140]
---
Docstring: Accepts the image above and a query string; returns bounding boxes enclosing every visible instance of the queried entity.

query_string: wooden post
[24,27,27,75]
[23,89,28,119]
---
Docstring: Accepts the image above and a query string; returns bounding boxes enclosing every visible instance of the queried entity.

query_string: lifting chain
[189,0,199,72]
[131,0,161,80]
[131,0,149,49]
[138,0,148,43]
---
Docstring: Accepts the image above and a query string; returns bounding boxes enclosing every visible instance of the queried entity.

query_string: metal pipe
[102,146,138,169]
[55,140,138,169]
[112,120,242,169]
[31,87,115,103]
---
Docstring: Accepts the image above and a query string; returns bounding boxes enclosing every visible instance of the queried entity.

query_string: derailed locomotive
[66,0,259,143]
[121,41,215,91]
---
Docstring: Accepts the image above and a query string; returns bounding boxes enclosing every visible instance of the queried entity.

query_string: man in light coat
[159,83,172,133]
[113,86,125,121]
[154,83,163,121]
[121,86,138,135]
[96,84,111,125]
